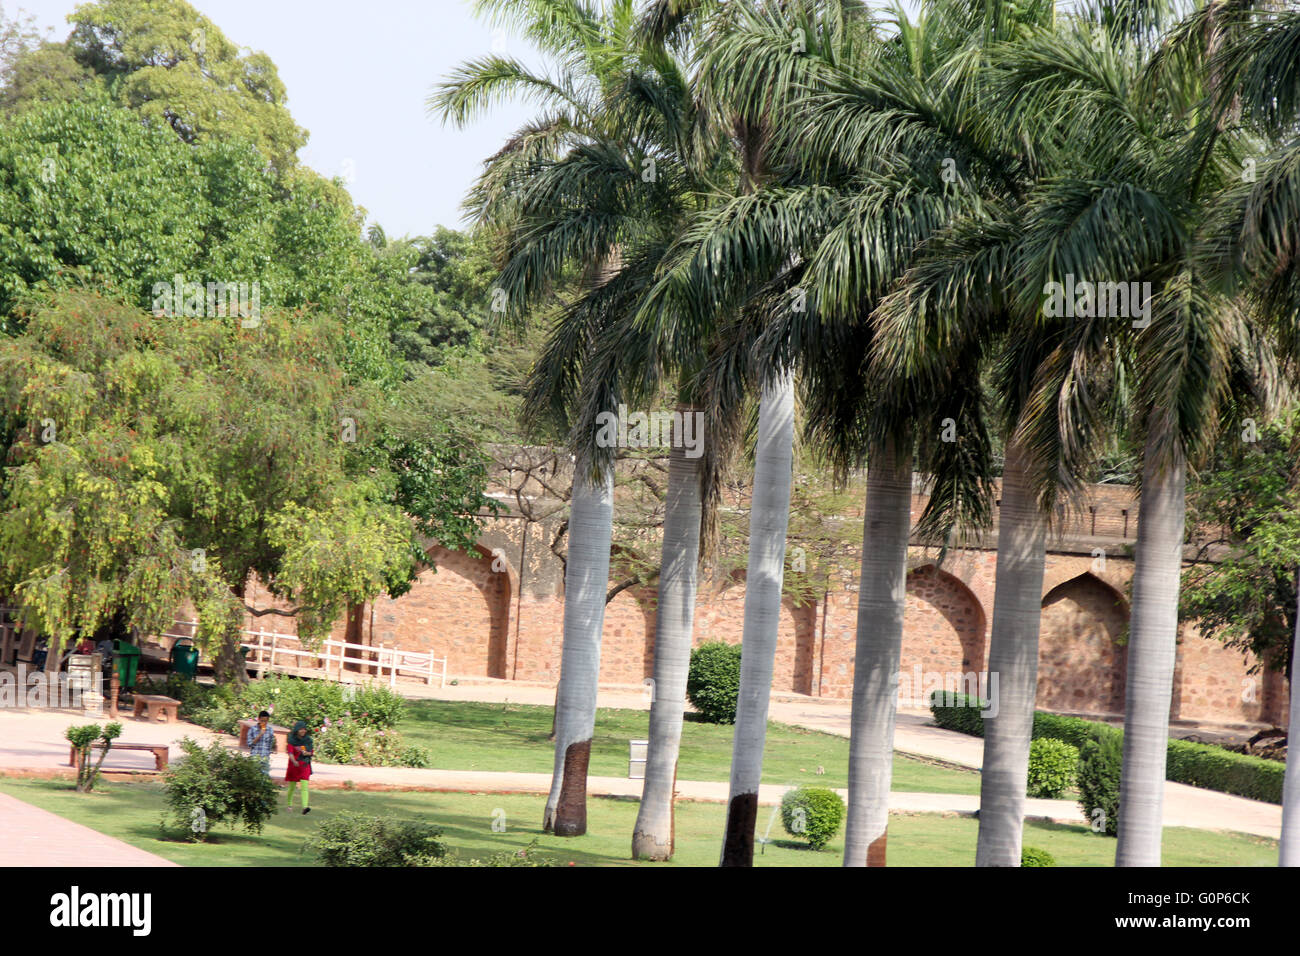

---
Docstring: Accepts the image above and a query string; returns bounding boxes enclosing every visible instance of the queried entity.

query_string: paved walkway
[0,791,176,867]
[0,683,1283,848]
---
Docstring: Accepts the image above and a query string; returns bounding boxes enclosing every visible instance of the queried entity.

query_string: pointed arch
[901,564,988,685]
[1038,572,1129,714]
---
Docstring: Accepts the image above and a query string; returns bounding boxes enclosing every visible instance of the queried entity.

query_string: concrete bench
[132,694,181,723]
[69,742,169,771]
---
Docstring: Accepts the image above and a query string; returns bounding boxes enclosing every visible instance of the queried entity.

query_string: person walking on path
[285,720,313,814]
[248,710,275,776]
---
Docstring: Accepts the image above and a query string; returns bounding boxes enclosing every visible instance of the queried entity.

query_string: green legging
[286,780,310,808]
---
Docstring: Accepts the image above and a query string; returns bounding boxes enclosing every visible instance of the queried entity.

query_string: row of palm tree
[438,0,1300,866]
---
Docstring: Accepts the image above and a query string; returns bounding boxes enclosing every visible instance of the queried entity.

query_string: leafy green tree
[0,291,493,680]
[0,98,403,386]
[0,99,207,320]
[52,0,307,169]
[1182,413,1300,677]
[382,227,499,367]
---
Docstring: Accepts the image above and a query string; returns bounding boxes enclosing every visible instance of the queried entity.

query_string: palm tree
[546,463,615,834]
[653,0,1012,865]
[720,370,795,864]
[443,0,752,846]
[434,0,644,835]
[976,4,1283,865]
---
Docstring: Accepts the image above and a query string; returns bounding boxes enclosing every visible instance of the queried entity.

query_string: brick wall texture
[237,476,1290,729]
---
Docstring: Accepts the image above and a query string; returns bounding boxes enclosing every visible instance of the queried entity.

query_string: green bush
[1166,738,1285,804]
[1026,738,1079,799]
[780,786,847,850]
[1077,728,1123,836]
[399,745,431,768]
[686,641,742,724]
[163,738,279,841]
[348,684,406,729]
[928,690,988,737]
[306,812,446,866]
[316,715,422,767]
[935,694,1284,805]
[1030,711,1099,749]
[241,675,347,732]
[1021,846,1056,867]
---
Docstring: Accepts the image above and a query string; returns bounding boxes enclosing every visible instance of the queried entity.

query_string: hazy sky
[12,0,541,238]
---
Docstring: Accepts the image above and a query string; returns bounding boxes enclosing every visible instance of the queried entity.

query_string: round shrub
[1077,728,1122,836]
[780,787,846,850]
[316,715,421,767]
[306,812,446,866]
[348,684,406,729]
[1027,737,1079,798]
[163,738,279,841]
[686,641,742,723]
[1021,846,1056,867]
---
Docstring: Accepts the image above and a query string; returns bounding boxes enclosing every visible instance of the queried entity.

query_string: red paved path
[0,791,176,867]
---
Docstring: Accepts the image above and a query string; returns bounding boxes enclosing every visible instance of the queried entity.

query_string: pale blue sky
[11,0,540,238]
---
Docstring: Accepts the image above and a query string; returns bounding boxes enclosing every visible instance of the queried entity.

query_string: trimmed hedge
[928,690,1284,805]
[928,690,989,737]
[687,641,742,724]
[1077,727,1123,836]
[1166,738,1285,804]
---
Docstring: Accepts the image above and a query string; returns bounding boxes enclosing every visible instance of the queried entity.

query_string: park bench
[131,694,181,723]
[68,742,169,772]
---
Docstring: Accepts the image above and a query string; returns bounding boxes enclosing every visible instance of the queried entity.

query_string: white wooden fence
[160,621,446,688]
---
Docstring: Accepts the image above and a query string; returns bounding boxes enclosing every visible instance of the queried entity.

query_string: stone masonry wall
[238,475,1291,730]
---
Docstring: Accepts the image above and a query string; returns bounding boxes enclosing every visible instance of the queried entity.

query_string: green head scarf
[290,721,313,759]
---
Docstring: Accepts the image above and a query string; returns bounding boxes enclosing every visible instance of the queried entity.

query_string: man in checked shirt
[248,710,276,775]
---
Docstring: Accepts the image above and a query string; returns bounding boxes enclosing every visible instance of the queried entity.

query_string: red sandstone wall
[223,483,1290,729]
[368,545,510,679]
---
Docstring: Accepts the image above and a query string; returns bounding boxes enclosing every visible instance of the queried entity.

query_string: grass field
[396,699,979,793]
[0,777,1276,867]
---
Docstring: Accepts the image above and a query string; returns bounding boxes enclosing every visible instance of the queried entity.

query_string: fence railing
[161,621,446,689]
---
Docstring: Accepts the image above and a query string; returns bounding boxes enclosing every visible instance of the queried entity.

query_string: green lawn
[0,777,1276,867]
[396,699,978,793]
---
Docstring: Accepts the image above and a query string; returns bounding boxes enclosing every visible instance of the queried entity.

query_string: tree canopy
[0,290,498,669]
[1,0,305,169]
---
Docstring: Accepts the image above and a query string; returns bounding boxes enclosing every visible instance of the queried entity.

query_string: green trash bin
[171,639,199,680]
[114,640,141,691]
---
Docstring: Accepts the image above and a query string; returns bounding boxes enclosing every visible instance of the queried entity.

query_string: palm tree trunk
[842,433,913,867]
[544,466,614,836]
[1116,421,1186,866]
[633,407,704,860]
[976,439,1047,866]
[719,373,795,866]
[1279,567,1300,866]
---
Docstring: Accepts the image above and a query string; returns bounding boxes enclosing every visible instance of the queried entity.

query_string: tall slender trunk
[544,466,614,836]
[842,433,913,867]
[1279,567,1300,866]
[976,439,1047,866]
[719,374,795,866]
[1116,421,1186,866]
[633,408,704,860]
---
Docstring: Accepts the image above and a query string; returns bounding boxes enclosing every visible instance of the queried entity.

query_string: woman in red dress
[285,720,314,815]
